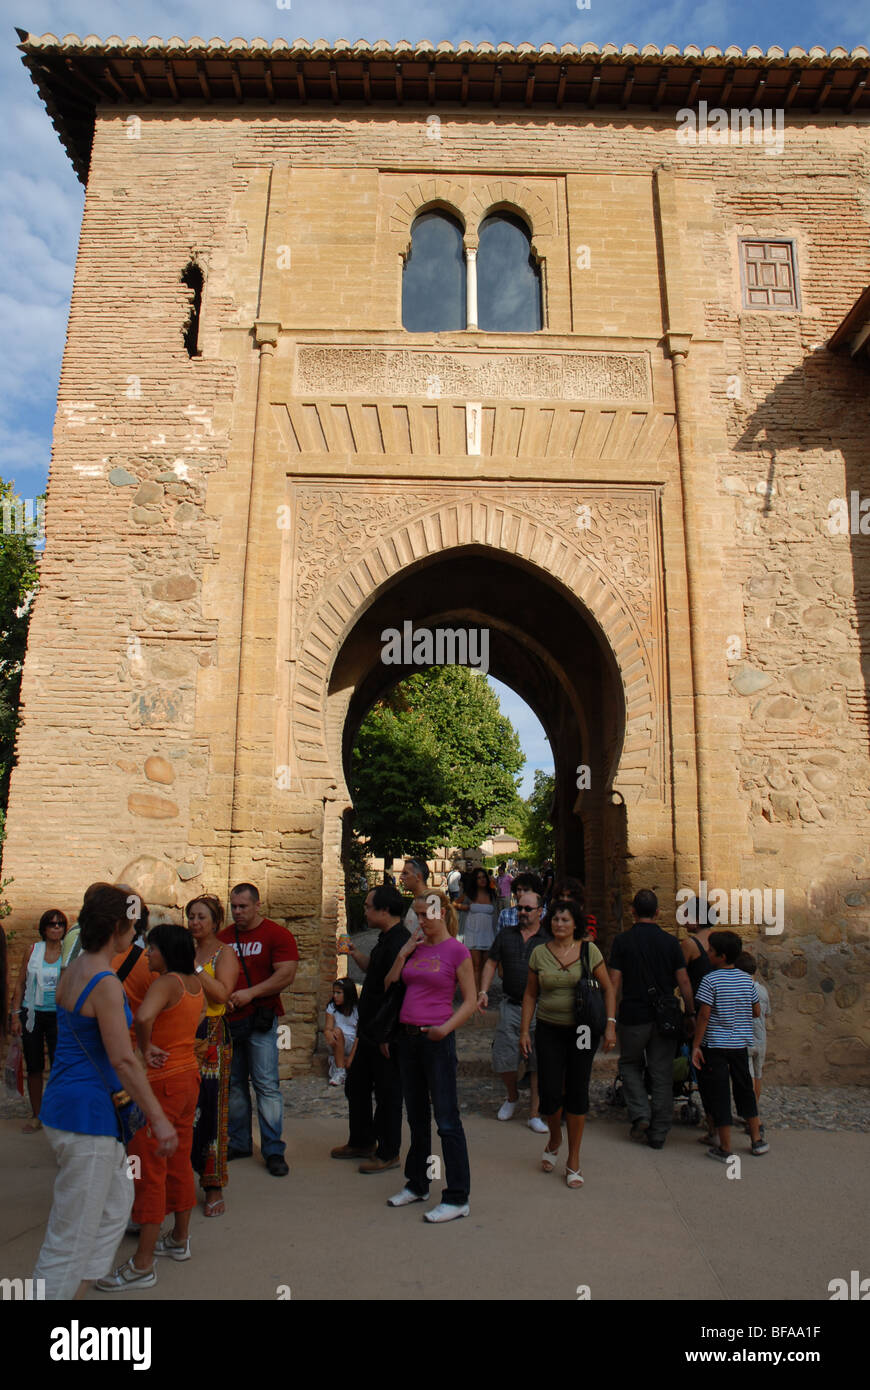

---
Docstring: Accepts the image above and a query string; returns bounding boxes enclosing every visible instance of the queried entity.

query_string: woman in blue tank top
[33,885,179,1300]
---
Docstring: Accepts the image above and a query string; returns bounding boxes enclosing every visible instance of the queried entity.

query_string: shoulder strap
[116,944,142,984]
[66,1008,120,1110]
[235,927,253,987]
[72,970,116,1014]
[580,940,591,979]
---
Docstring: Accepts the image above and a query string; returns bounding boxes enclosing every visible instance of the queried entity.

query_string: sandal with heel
[541,1146,560,1172]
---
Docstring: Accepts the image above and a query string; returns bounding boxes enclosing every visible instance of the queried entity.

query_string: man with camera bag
[607,889,694,1151]
[219,883,299,1176]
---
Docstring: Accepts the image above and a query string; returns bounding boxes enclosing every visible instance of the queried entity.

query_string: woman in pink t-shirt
[384,890,476,1223]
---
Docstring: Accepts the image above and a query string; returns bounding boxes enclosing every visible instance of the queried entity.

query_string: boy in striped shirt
[691,930,770,1160]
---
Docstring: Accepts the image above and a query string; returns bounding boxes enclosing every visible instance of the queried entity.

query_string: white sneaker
[424,1202,470,1223]
[154,1233,191,1261]
[497,1100,517,1121]
[527,1116,549,1133]
[96,1258,157,1291]
[387,1187,427,1207]
[328,1068,346,1086]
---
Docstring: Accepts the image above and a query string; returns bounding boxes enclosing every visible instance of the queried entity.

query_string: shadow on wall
[724,326,870,1081]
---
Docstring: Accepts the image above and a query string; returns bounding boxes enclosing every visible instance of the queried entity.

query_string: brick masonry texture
[3,100,869,1082]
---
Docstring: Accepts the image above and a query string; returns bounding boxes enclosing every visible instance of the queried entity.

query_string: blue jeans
[396,1028,470,1206]
[228,1017,285,1158]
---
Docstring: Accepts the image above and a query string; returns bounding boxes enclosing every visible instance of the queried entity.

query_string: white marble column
[465,245,478,329]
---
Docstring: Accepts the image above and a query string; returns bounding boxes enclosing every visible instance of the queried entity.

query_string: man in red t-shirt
[218,883,299,1176]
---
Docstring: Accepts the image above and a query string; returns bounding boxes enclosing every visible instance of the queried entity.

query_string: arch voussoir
[293,492,662,803]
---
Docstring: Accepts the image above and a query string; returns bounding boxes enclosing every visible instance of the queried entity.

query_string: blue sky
[488,677,552,794]
[2,0,867,770]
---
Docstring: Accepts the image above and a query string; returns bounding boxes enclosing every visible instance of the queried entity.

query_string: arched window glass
[477,213,542,332]
[402,210,466,331]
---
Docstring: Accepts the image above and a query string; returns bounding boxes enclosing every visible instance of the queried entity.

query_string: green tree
[0,481,40,838]
[351,667,524,859]
[519,769,555,864]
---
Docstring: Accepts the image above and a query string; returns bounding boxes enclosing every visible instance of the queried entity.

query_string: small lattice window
[740,240,800,311]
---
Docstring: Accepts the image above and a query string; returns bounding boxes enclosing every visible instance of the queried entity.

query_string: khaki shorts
[492,998,537,1074]
[747,1044,766,1079]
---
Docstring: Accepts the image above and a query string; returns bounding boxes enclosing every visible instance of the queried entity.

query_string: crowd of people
[7,862,770,1293]
[7,880,297,1297]
[332,864,770,1220]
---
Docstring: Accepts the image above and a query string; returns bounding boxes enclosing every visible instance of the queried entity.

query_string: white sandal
[565,1167,584,1188]
[541,1145,560,1172]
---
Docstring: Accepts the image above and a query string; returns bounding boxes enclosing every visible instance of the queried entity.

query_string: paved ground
[3,924,867,1301]
[2,1089,867,1301]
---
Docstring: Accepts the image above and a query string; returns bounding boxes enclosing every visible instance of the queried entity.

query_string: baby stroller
[606,1040,701,1125]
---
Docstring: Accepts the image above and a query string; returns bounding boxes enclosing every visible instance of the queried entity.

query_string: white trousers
[33,1126,134,1300]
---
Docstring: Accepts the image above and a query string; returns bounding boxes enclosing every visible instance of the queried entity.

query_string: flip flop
[204,1195,225,1217]
[22,1119,42,1133]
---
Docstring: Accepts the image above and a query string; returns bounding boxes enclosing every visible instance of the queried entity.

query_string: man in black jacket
[608,889,695,1150]
[331,884,410,1172]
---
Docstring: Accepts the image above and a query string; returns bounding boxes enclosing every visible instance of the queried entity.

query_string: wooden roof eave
[16,33,870,186]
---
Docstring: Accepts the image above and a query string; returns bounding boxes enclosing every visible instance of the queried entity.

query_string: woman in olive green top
[520,901,616,1188]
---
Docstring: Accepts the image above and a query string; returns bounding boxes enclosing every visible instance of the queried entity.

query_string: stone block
[144,755,174,784]
[127,792,180,820]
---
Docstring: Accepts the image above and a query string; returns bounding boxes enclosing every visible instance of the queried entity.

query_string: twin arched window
[402,209,543,333]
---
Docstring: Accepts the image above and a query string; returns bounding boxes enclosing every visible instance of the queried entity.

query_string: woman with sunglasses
[384,890,476,1222]
[9,909,68,1131]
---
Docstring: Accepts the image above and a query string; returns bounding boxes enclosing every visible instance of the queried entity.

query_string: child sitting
[325,979,359,1086]
[691,930,769,1161]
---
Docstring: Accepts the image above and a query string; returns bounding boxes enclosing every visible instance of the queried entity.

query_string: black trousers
[535,1018,597,1116]
[345,1036,403,1159]
[700,1046,758,1127]
[20,1009,58,1074]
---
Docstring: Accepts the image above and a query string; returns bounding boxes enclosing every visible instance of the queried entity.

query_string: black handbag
[574,941,607,1035]
[363,983,405,1046]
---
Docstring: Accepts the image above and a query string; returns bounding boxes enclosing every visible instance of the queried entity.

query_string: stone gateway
[7,34,870,1083]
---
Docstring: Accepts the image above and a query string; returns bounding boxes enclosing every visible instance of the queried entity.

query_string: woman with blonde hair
[186,895,239,1217]
[384,889,476,1223]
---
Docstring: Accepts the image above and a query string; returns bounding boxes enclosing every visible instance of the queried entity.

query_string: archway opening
[327,546,627,933]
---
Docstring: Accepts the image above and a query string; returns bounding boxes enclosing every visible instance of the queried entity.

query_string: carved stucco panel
[285,483,667,803]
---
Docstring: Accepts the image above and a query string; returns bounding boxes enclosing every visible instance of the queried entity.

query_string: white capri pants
[33,1126,133,1300]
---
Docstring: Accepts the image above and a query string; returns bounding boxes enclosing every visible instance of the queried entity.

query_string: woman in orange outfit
[97,923,204,1291]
